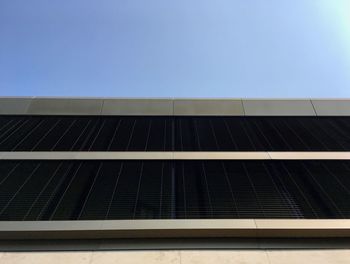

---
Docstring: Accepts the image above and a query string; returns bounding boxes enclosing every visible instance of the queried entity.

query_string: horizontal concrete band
[1,152,350,160]
[1,219,350,239]
[1,97,350,116]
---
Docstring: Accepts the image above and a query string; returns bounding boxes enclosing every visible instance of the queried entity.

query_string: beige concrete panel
[0,152,79,160]
[91,251,180,264]
[174,99,244,116]
[102,99,173,115]
[243,99,316,116]
[255,219,350,237]
[98,238,261,250]
[173,152,270,160]
[0,220,103,239]
[0,240,99,251]
[0,252,92,264]
[100,219,257,238]
[256,219,350,229]
[2,219,350,239]
[74,151,173,160]
[267,250,350,264]
[312,99,350,116]
[257,239,350,249]
[27,98,103,115]
[180,250,270,264]
[268,152,350,160]
[0,220,256,239]
[0,97,33,114]
[101,219,256,231]
[0,152,174,160]
[0,220,103,232]
[0,151,272,160]
[4,151,350,160]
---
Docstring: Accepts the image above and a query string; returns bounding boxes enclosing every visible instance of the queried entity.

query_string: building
[0,97,350,263]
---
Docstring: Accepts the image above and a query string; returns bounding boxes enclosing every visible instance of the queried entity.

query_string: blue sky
[1,0,350,97]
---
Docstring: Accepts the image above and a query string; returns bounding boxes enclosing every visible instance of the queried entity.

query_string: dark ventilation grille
[0,160,350,221]
[1,116,350,151]
[0,116,172,151]
[175,117,350,151]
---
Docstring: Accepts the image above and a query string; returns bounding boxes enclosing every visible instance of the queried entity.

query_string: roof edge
[1,97,350,116]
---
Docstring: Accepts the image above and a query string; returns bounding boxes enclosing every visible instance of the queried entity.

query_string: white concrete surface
[180,250,269,264]
[90,251,180,264]
[0,252,93,264]
[267,250,350,264]
[1,250,350,264]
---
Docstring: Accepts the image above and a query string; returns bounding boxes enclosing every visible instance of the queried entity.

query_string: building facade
[0,97,350,262]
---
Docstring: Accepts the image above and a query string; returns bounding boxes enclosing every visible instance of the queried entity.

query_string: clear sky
[1,0,350,97]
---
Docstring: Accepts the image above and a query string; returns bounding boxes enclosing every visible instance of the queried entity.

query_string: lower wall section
[1,249,350,264]
[1,160,350,239]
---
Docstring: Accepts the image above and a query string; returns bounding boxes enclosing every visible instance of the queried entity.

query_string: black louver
[0,160,350,221]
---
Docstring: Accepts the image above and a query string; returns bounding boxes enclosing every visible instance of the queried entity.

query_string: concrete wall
[2,97,350,116]
[0,250,350,264]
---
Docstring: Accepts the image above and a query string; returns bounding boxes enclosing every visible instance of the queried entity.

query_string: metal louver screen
[1,116,350,151]
[0,160,350,221]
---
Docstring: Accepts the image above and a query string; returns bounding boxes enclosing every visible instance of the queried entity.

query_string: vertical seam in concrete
[24,97,34,115]
[266,152,273,160]
[253,219,258,238]
[310,99,318,116]
[241,99,246,116]
[100,99,105,116]
[21,96,34,115]
[172,98,175,116]
[26,96,37,114]
[265,249,273,264]
[87,251,94,264]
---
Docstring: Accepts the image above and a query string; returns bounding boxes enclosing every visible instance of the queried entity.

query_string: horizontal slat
[1,219,350,239]
[1,152,350,160]
[255,220,350,237]
[173,152,270,160]
[269,152,350,160]
[0,152,174,160]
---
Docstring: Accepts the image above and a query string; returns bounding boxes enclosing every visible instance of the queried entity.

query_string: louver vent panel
[0,160,350,221]
[1,116,350,151]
